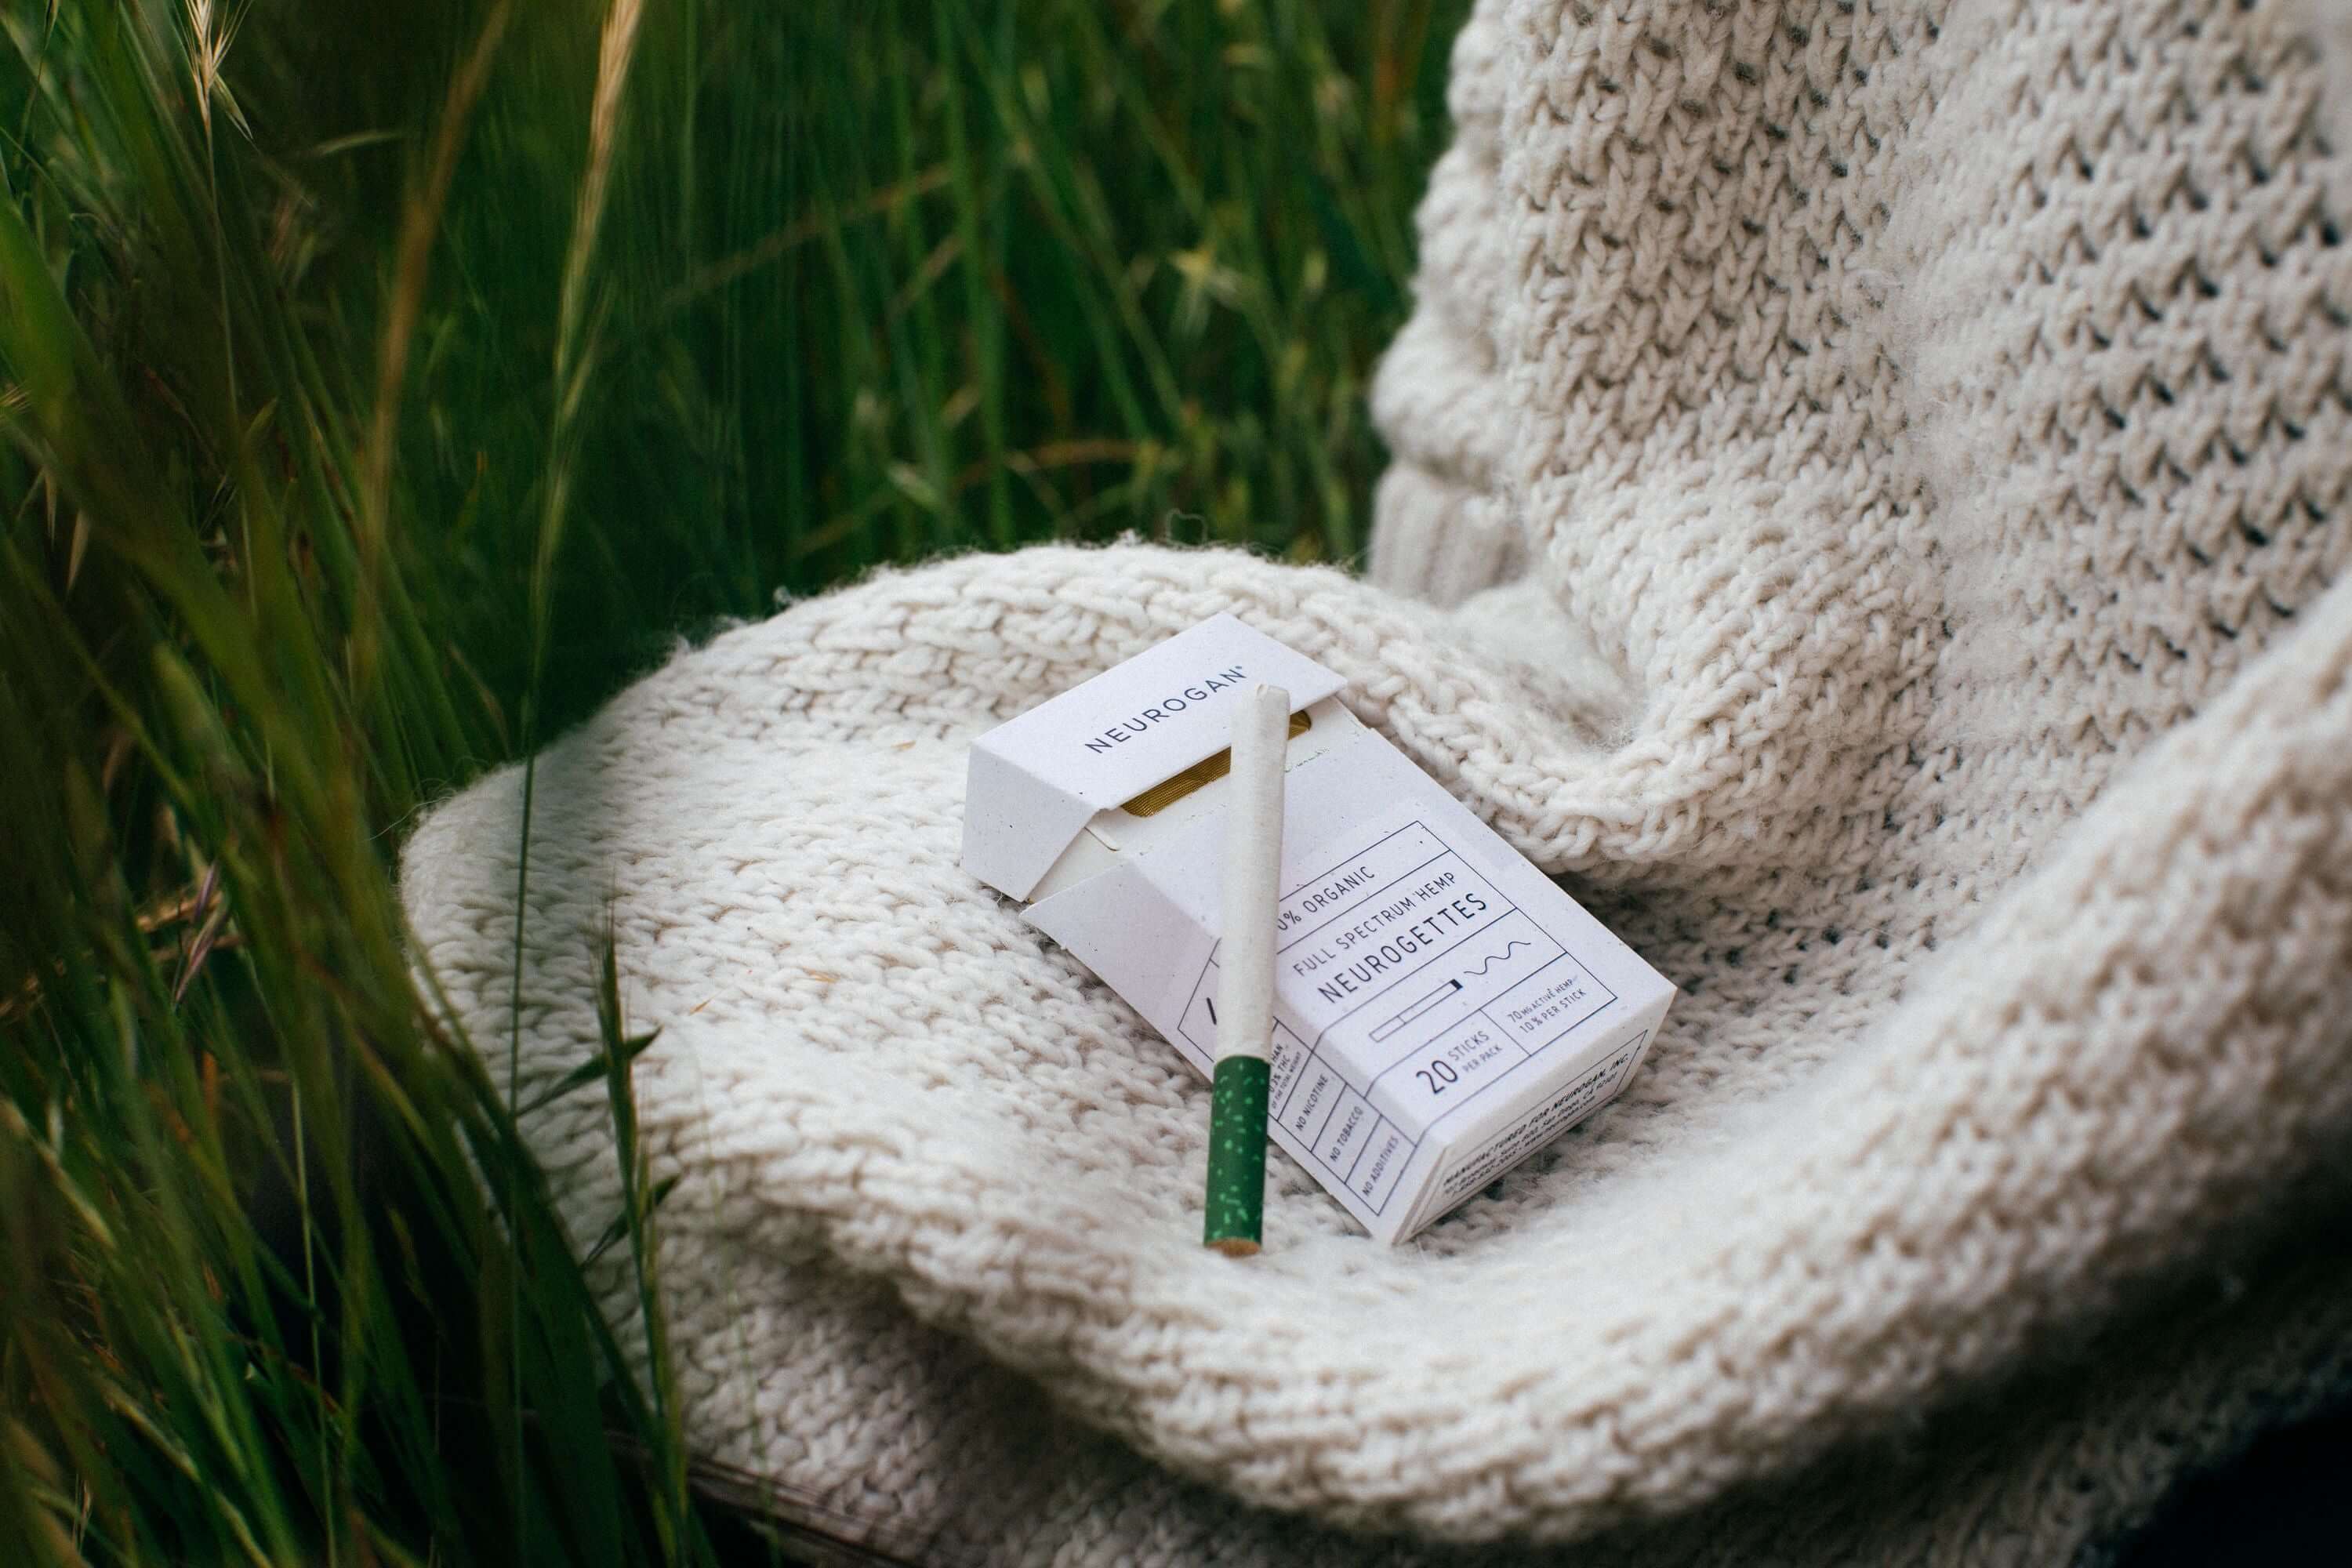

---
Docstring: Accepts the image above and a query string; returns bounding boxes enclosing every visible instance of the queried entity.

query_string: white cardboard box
[962,615,1674,1243]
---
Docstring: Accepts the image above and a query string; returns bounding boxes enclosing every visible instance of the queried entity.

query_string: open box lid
[960,613,1348,900]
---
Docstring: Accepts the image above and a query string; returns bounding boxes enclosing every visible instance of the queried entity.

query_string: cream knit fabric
[401,1,2352,1562]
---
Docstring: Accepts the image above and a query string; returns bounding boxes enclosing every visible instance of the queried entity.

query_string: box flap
[960,614,1347,899]
[1025,857,1209,1024]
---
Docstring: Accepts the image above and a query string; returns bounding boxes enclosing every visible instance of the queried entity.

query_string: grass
[0,1,1466,1561]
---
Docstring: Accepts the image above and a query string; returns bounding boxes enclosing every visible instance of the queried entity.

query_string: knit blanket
[400,2,2352,1562]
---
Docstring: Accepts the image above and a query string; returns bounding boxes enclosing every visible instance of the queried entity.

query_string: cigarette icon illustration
[1370,978,1463,1043]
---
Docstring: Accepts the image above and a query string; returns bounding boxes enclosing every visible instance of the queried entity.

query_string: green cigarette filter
[1204,1054,1272,1256]
[1204,681,1290,1255]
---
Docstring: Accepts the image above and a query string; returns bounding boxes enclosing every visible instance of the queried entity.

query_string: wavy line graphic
[1462,940,1530,978]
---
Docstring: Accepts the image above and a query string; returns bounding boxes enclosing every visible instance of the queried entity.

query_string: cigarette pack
[961,615,1675,1243]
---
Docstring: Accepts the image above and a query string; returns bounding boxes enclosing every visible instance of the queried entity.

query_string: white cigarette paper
[1213,684,1290,1063]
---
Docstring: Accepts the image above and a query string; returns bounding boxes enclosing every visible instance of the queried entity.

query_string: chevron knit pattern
[401,2,2352,1563]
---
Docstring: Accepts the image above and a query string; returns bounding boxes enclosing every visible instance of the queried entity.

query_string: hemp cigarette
[1204,681,1290,1256]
